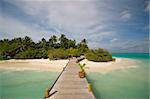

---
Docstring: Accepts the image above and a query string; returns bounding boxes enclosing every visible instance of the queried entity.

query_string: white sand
[0,59,69,72]
[0,58,141,73]
[80,58,141,74]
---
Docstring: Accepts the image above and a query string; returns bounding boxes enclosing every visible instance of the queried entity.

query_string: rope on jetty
[44,59,70,99]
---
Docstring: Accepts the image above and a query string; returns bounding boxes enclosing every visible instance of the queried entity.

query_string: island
[0,34,113,62]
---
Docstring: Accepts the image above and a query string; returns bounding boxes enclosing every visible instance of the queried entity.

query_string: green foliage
[85,48,112,62]
[67,48,81,57]
[14,49,48,59]
[59,34,69,49]
[0,36,48,59]
[59,34,76,49]
[48,48,82,60]
[14,49,37,59]
[0,55,8,60]
[85,50,99,62]
[76,38,88,55]
[48,35,57,48]
[79,63,86,71]
[67,40,76,48]
[48,48,68,60]
[0,34,113,62]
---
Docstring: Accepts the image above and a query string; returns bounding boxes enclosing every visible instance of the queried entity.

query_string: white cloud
[145,0,150,12]
[88,31,116,42]
[1,0,148,52]
[110,38,118,42]
[2,0,120,46]
[120,10,132,21]
[4,0,118,35]
[87,31,117,49]
[107,39,149,53]
[0,15,49,41]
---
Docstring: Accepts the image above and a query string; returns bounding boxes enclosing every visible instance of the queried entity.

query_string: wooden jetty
[46,58,95,99]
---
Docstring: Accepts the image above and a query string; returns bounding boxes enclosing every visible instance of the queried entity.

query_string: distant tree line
[0,34,113,62]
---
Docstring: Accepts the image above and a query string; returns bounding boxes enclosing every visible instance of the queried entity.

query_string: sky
[0,0,149,53]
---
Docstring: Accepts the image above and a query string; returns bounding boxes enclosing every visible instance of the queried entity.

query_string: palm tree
[49,35,57,48]
[59,34,69,48]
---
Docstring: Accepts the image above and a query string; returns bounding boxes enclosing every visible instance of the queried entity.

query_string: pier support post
[88,83,92,92]
[44,89,49,98]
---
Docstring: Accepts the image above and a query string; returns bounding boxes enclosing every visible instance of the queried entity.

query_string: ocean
[0,70,59,99]
[0,53,149,99]
[87,53,149,99]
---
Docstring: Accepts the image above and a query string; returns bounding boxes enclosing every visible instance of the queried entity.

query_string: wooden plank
[47,58,95,99]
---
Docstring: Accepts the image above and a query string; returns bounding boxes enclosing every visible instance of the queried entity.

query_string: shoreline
[80,57,141,74]
[0,58,141,73]
[0,59,69,72]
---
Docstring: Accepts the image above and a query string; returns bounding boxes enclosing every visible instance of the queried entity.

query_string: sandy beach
[80,58,141,73]
[0,59,69,72]
[0,58,140,73]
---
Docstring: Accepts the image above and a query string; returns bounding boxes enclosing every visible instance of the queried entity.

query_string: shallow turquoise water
[87,53,149,99]
[0,70,58,99]
[0,53,149,99]
[112,53,149,59]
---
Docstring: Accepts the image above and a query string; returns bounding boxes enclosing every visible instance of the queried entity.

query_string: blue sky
[0,0,149,53]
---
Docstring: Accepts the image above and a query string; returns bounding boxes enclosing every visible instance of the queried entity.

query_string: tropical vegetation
[0,34,113,62]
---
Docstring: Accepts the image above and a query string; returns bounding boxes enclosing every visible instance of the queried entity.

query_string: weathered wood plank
[47,58,95,99]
